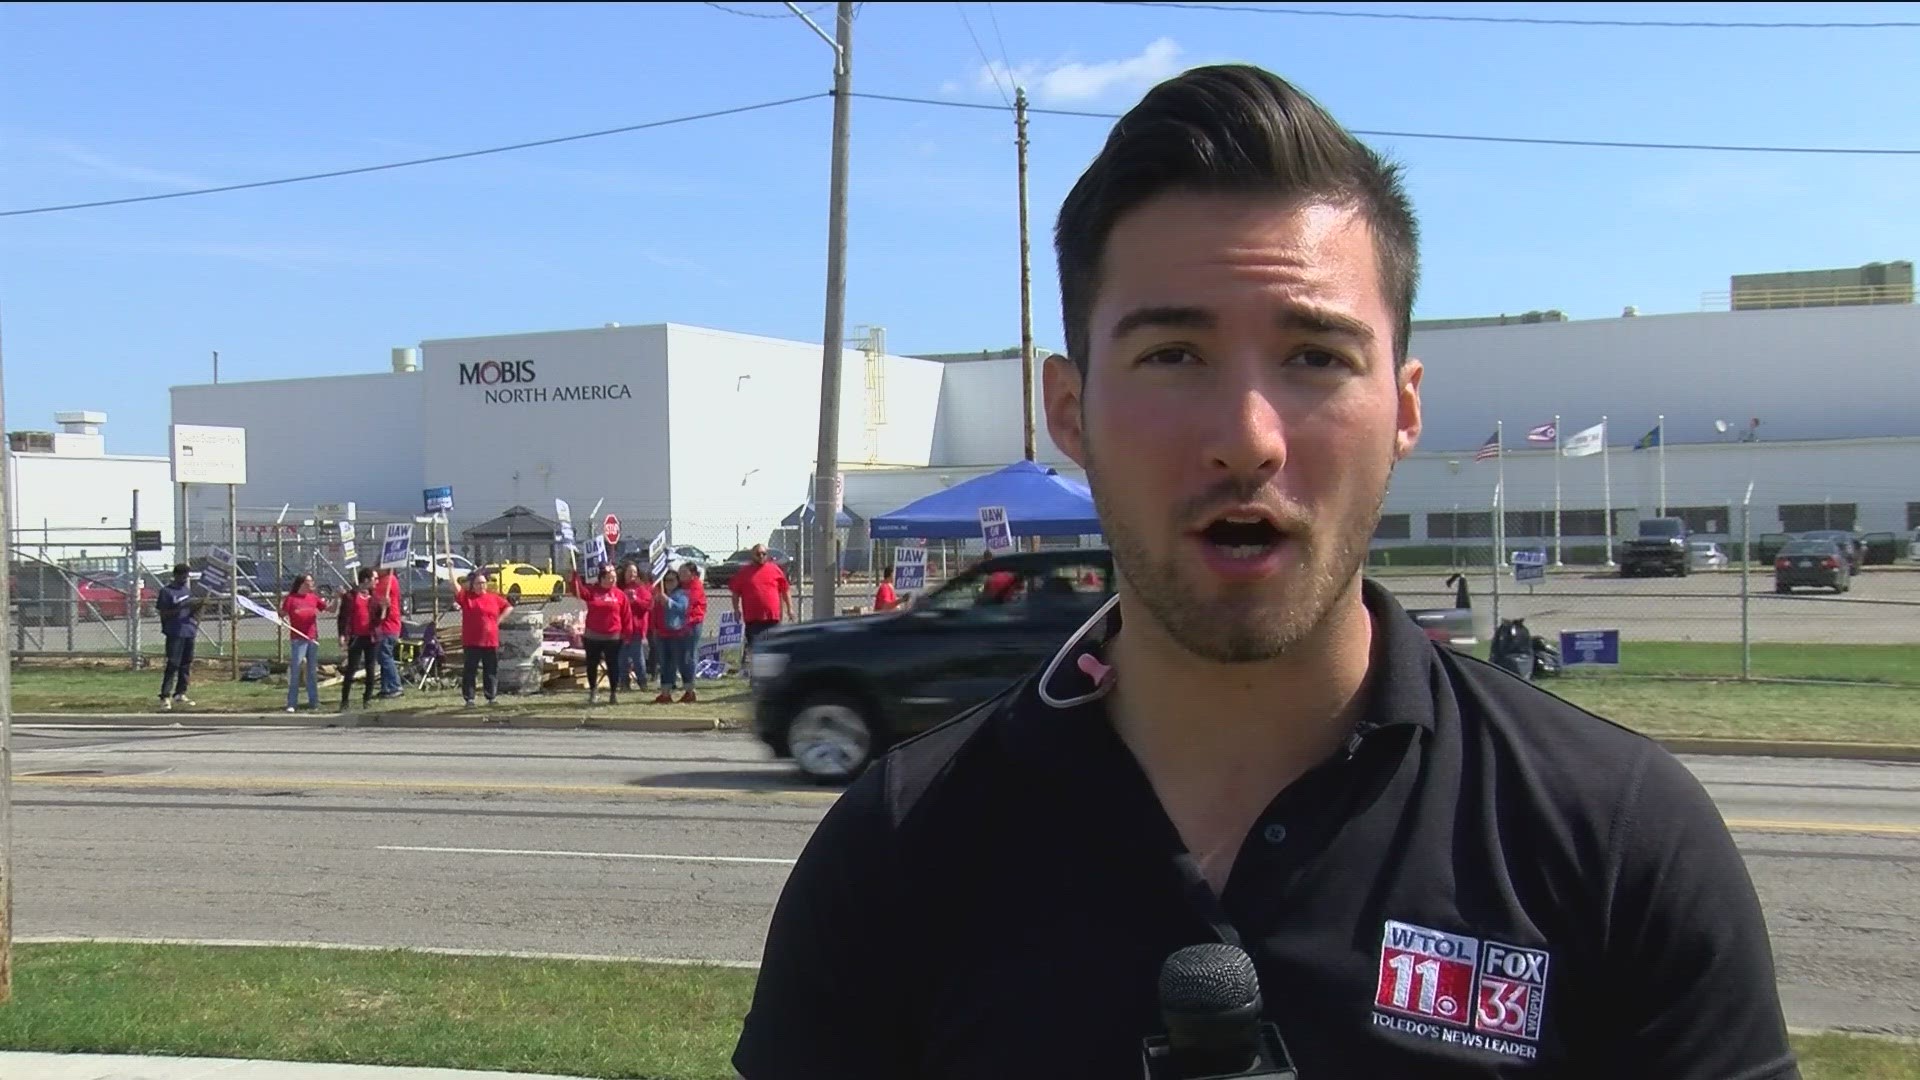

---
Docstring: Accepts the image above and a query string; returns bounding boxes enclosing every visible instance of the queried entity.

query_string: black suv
[748,549,1114,781]
[1619,517,1691,577]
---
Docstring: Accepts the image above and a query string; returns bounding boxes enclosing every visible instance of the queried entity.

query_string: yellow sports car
[482,562,568,602]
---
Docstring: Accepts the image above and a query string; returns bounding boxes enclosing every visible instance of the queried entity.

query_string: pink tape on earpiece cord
[1076,651,1114,687]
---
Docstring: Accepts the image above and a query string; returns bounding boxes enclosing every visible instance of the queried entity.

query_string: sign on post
[318,502,357,523]
[979,506,1013,556]
[337,520,360,569]
[134,530,164,552]
[170,425,248,485]
[1559,629,1621,668]
[717,611,744,649]
[647,529,669,580]
[893,545,928,592]
[379,524,413,570]
[1512,549,1548,584]
[583,536,608,578]
[199,560,229,596]
[423,486,454,515]
[554,498,577,551]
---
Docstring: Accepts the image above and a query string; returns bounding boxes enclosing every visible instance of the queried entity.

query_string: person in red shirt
[676,561,709,704]
[572,563,628,705]
[455,569,514,708]
[873,564,901,612]
[374,567,406,698]
[616,562,653,694]
[279,574,329,712]
[729,544,794,668]
[335,567,379,711]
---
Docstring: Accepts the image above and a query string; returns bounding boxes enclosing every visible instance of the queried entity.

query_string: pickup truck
[1620,517,1691,577]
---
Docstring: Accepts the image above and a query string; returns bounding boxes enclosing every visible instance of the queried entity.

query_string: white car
[412,552,476,584]
[1689,541,1730,570]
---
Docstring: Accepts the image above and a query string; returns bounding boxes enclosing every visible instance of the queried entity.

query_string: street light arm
[785,2,845,72]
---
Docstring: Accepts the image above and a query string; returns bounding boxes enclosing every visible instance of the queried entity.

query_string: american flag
[1474,430,1501,461]
[1526,421,1557,444]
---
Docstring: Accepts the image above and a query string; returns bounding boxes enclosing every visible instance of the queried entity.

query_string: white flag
[1562,421,1606,458]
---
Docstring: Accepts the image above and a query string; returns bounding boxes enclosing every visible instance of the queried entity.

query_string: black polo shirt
[734,580,1798,1079]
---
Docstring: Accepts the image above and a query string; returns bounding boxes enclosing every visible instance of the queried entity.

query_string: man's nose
[1204,363,1288,480]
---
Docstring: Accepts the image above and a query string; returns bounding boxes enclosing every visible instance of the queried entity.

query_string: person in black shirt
[154,563,200,711]
[734,65,1797,1080]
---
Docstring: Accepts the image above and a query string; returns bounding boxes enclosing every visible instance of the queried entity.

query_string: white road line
[379,844,798,865]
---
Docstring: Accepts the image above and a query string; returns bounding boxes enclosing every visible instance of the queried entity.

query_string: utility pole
[212,349,220,385]
[806,0,854,622]
[0,309,15,1002]
[1016,85,1036,464]
[228,484,240,681]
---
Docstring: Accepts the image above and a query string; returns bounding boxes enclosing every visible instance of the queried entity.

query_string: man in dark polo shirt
[734,65,1797,1080]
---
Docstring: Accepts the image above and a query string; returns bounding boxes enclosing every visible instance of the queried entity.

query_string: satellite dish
[1715,420,1729,433]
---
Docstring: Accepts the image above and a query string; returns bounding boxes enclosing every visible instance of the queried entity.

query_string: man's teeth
[1217,543,1273,559]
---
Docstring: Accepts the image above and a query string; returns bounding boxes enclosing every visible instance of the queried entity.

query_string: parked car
[481,562,568,602]
[412,552,476,585]
[1859,531,1899,567]
[187,554,262,595]
[749,549,1113,782]
[1619,517,1691,577]
[670,545,716,571]
[1796,530,1864,575]
[1774,539,1850,594]
[1688,541,1729,570]
[74,570,157,620]
[707,546,796,589]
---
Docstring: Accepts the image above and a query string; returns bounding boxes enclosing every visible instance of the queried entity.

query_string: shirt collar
[1005,577,1439,767]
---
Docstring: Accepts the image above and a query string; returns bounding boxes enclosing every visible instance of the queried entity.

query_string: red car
[74,571,157,620]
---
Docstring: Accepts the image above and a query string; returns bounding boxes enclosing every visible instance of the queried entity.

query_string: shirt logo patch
[1372,920,1548,1062]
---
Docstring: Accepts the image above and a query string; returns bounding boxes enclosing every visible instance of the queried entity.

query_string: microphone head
[1157,944,1267,1075]
[1158,942,1261,1016]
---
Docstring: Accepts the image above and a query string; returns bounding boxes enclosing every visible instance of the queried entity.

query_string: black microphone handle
[1141,1022,1300,1080]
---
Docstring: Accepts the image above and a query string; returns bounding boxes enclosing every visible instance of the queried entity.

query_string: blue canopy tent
[868,460,1100,539]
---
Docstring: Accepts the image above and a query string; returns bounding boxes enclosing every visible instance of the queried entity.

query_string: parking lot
[1380,566,1920,645]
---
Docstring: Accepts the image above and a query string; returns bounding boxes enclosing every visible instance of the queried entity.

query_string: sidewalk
[0,1053,583,1079]
[13,711,739,734]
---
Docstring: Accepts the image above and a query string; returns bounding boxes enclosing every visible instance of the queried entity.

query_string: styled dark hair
[357,566,376,583]
[1054,65,1419,371]
[172,563,190,578]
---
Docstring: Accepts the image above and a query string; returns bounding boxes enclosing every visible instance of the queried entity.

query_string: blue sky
[3,1,1917,456]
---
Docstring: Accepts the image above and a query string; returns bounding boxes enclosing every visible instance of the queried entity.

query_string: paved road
[12,726,1919,1036]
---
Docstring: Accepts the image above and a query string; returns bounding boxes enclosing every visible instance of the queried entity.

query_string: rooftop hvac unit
[391,347,421,373]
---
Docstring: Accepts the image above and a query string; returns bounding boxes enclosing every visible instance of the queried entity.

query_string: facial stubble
[1084,427,1392,663]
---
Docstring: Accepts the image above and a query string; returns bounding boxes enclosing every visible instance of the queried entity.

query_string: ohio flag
[1526,421,1557,444]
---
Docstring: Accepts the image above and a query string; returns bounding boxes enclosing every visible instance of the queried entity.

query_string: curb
[1657,737,1920,763]
[14,712,743,735]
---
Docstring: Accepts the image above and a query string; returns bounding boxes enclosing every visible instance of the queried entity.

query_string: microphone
[1142,943,1300,1079]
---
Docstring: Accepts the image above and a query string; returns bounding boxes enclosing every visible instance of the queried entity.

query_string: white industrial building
[165,302,1920,565]
[5,411,176,568]
[170,324,946,559]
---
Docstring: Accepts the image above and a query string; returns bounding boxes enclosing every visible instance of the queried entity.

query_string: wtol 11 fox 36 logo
[1372,919,1550,1058]
[458,360,536,386]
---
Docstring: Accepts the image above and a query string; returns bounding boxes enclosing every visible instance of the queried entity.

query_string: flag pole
[1552,414,1563,567]
[1495,420,1506,570]
[1601,415,1614,567]
[1656,414,1667,517]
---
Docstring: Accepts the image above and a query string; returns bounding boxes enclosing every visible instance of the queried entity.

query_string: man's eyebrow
[1278,308,1375,345]
[1111,306,1215,338]
[1111,304,1376,347]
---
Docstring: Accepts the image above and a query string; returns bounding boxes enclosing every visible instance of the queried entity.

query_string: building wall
[419,325,672,540]
[663,325,944,557]
[1380,437,1919,542]
[171,372,425,525]
[5,452,176,566]
[917,306,1920,461]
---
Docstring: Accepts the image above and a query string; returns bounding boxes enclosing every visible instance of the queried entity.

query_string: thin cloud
[967,38,1186,107]
[51,142,219,191]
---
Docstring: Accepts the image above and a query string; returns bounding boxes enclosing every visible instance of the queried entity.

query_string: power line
[0,93,830,219]
[850,90,1920,155]
[956,3,1012,106]
[985,2,1018,81]
[700,1,834,19]
[1095,1,1920,30]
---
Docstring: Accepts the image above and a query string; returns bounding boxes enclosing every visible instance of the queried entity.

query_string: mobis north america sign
[458,360,632,405]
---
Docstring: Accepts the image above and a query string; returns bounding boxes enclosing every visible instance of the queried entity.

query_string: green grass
[1549,679,1919,745]
[0,943,755,1080]
[6,662,755,722]
[1,944,1912,1079]
[1563,641,1920,685]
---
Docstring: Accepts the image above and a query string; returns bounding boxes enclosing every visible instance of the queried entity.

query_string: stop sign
[603,514,620,545]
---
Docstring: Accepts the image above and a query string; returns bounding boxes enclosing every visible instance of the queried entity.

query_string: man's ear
[1043,354,1089,468]
[1394,357,1424,462]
